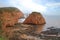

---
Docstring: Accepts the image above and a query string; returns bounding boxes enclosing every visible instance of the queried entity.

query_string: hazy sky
[0,0,60,15]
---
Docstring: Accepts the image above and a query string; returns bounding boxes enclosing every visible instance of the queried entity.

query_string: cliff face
[23,12,46,25]
[0,7,24,30]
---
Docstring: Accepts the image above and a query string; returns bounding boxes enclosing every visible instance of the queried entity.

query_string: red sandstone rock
[23,12,46,25]
[0,7,24,30]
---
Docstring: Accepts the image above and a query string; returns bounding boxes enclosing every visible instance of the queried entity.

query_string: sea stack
[23,12,46,34]
[23,12,46,25]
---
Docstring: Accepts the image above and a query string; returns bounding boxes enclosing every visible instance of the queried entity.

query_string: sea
[18,15,60,31]
[43,15,60,31]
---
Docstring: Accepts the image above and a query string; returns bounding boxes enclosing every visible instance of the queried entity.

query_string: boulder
[0,7,24,30]
[23,12,46,25]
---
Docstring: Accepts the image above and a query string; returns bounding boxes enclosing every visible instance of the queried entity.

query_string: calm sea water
[43,15,60,30]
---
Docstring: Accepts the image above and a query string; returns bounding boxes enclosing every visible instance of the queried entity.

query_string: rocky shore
[0,7,46,40]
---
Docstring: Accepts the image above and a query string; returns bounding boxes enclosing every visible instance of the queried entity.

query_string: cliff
[0,7,24,31]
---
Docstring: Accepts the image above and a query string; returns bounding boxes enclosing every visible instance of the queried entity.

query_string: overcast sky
[0,0,60,15]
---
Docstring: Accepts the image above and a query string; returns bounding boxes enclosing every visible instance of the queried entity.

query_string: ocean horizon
[43,15,60,30]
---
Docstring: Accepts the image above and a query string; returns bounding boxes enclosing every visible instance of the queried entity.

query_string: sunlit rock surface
[0,7,24,31]
[23,12,46,25]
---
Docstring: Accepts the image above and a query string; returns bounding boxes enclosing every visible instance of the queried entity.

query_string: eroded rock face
[23,12,46,25]
[0,7,24,30]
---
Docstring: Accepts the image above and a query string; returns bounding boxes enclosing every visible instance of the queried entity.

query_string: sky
[0,0,60,15]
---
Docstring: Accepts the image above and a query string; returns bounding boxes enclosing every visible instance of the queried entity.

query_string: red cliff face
[23,12,46,25]
[0,7,24,31]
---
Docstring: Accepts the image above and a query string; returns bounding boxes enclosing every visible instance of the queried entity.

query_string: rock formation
[23,12,46,34]
[23,12,46,25]
[0,9,46,40]
[0,7,24,31]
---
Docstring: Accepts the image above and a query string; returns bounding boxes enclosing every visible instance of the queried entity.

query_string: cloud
[0,0,46,13]
[1,0,60,15]
[46,3,60,7]
[18,0,46,12]
[0,0,16,7]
